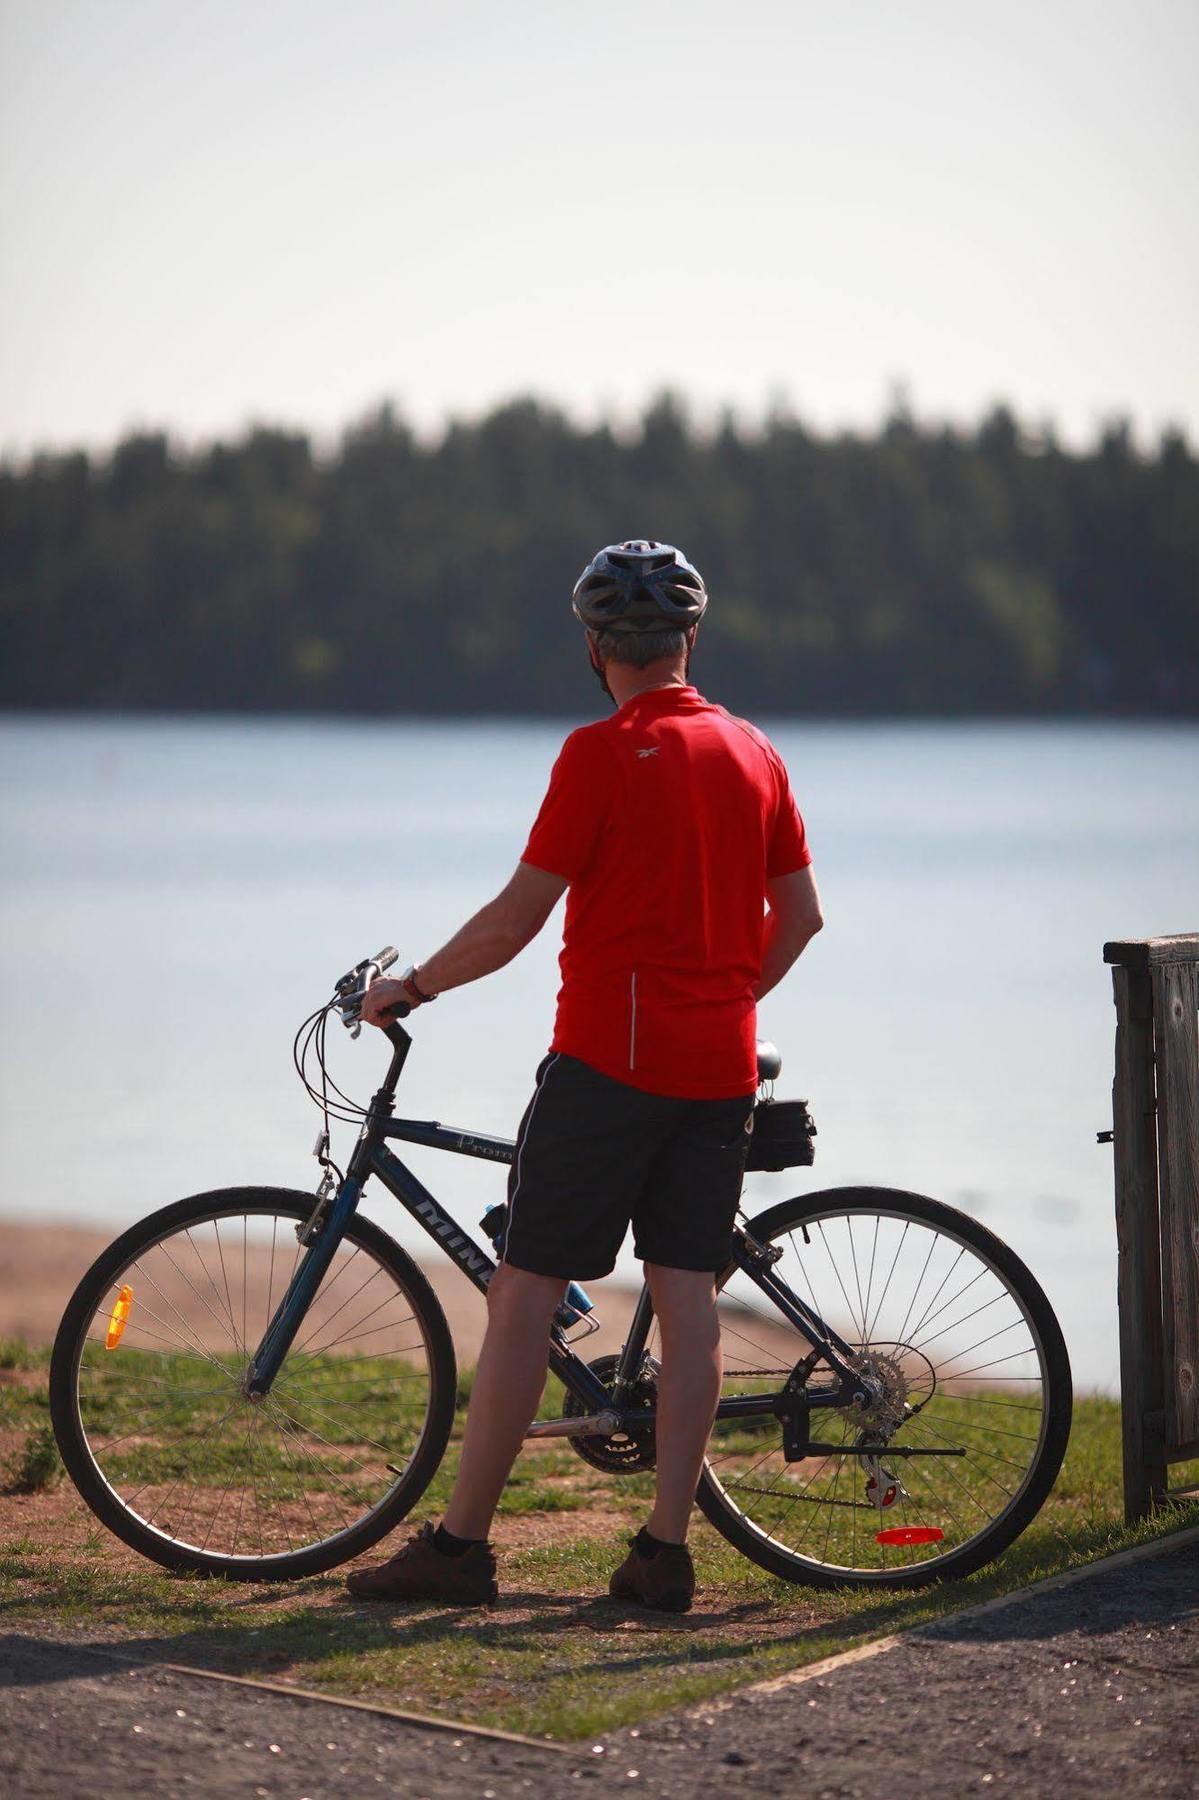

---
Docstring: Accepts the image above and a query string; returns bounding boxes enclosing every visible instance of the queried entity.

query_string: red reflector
[876,1526,944,1546]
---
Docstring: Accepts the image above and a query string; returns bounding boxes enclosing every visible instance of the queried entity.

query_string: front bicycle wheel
[696,1187,1072,1588]
[50,1187,457,1580]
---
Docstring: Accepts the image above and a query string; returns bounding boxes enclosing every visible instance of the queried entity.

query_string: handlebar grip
[372,946,399,973]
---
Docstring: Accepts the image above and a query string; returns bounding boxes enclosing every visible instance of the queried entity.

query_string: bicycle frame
[245,1022,873,1438]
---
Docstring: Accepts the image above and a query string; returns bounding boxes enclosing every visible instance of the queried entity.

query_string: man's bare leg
[643,1264,722,1544]
[441,1261,566,1541]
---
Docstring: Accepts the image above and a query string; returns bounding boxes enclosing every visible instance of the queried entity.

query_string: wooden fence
[1104,934,1199,1520]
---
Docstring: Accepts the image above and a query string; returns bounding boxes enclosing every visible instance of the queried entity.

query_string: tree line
[2,395,1195,716]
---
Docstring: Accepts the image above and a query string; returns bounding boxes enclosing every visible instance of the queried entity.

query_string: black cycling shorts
[502,1052,755,1282]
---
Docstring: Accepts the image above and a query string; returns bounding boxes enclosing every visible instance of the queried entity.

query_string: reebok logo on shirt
[636,747,660,759]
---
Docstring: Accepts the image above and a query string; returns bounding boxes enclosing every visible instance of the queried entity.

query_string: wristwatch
[399,964,438,1005]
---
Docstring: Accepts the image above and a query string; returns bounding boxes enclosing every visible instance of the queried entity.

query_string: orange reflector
[876,1525,944,1546]
[105,1284,134,1350]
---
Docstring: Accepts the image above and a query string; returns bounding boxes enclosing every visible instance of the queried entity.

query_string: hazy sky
[2,0,1196,455]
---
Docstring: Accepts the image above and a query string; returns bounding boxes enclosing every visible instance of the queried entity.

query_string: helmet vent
[608,548,675,574]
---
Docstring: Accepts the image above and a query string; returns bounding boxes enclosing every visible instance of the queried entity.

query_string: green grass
[0,1337,47,1371]
[1,1373,1195,1742]
[6,1424,64,1493]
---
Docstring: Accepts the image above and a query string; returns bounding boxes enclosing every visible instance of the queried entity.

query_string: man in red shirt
[349,541,823,1610]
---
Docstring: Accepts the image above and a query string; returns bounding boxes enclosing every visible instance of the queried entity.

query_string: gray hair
[592,626,688,669]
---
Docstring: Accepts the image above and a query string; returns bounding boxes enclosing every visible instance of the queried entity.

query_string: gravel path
[619,1533,1198,1798]
[2,1535,1195,1798]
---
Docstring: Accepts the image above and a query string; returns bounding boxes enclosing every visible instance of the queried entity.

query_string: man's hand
[361,978,417,1028]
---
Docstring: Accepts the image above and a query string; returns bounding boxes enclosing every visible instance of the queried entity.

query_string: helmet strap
[683,623,699,681]
[586,632,616,706]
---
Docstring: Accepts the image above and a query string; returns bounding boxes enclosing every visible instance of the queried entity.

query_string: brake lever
[332,983,366,1037]
[333,958,403,1036]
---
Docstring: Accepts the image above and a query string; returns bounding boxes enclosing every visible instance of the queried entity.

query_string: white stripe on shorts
[504,1052,562,1265]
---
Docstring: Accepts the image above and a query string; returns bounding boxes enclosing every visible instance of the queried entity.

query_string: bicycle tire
[50,1187,457,1581]
[696,1186,1072,1589]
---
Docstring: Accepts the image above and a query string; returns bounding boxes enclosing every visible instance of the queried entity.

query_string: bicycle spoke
[265,1385,396,1459]
[290,1321,425,1359]
[182,1227,247,1356]
[847,1218,868,1346]
[816,1221,864,1340]
[227,1410,256,1558]
[905,1245,967,1348]
[907,1264,989,1348]
[911,1286,1008,1353]
[124,1263,237,1374]
[860,1216,880,1351]
[719,1318,792,1367]
[153,1238,246,1360]
[267,1410,352,1541]
[265,1217,279,1349]
[865,1220,909,1342]
[287,1249,373,1359]
[892,1232,939,1349]
[262,1399,378,1518]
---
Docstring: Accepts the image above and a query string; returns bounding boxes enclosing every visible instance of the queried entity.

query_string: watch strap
[401,964,438,1004]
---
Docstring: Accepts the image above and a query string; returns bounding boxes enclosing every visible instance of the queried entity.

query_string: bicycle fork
[242,1174,364,1399]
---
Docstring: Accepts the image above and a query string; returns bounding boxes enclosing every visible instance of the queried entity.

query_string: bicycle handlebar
[332,945,407,1030]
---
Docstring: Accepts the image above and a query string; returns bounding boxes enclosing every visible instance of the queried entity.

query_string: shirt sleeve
[521,728,614,882]
[766,761,813,878]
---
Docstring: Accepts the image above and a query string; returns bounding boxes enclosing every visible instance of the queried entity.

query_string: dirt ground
[0,1421,644,1572]
[1,1535,1194,1797]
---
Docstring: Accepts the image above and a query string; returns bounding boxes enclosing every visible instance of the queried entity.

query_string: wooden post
[1109,962,1167,1518]
[1106,934,1199,1520]
[1151,958,1199,1454]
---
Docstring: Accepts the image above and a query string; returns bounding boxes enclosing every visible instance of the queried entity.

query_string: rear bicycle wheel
[50,1187,456,1580]
[696,1187,1072,1588]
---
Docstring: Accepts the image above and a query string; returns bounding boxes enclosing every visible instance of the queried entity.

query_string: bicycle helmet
[572,540,708,634]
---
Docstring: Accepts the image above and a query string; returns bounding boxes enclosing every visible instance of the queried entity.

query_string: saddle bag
[744,1097,816,1171]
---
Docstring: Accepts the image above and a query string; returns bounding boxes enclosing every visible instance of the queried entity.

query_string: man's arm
[754,866,823,1002]
[362,863,568,1025]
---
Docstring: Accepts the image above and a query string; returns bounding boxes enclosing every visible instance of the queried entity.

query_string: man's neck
[603,660,690,709]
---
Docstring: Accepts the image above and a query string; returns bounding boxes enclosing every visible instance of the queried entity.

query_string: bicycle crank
[556,1353,659,1472]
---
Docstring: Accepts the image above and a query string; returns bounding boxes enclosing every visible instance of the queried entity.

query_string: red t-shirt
[521,685,812,1099]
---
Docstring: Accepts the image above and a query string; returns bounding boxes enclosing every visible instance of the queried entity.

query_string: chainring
[563,1353,658,1473]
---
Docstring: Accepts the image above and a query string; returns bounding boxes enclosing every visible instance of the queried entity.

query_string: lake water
[2,714,1196,1391]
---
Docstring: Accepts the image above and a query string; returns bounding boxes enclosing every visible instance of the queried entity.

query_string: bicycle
[50,948,1072,1590]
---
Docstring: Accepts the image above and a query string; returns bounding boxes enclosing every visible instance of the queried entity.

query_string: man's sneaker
[608,1531,695,1614]
[345,1522,498,1606]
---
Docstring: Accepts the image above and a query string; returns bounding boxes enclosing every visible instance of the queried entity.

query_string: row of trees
[2,396,1195,715]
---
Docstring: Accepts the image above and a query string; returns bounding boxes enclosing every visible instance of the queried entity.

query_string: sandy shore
[0,1215,804,1376]
[0,1218,650,1365]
